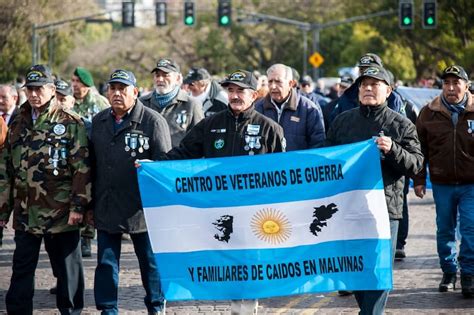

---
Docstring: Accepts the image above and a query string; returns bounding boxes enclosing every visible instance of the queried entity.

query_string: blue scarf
[441,93,467,126]
[154,86,180,109]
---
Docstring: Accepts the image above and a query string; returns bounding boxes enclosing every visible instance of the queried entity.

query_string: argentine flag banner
[137,139,392,301]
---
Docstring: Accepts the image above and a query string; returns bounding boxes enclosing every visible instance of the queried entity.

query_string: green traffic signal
[403,17,412,25]
[185,16,194,25]
[220,16,230,25]
[426,17,434,25]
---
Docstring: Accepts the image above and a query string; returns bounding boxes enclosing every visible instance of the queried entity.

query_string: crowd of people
[0,53,473,315]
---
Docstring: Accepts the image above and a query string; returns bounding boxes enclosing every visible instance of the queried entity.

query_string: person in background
[184,67,228,117]
[71,66,109,257]
[140,58,203,148]
[255,63,325,151]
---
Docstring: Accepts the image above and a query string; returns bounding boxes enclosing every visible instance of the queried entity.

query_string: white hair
[267,64,293,80]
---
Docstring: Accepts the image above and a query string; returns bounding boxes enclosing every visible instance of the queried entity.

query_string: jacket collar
[101,99,145,135]
[227,104,255,121]
[428,92,474,114]
[262,88,298,111]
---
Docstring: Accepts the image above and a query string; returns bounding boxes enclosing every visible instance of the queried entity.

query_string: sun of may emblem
[250,208,291,244]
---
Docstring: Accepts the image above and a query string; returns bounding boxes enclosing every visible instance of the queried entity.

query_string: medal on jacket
[176,110,188,128]
[468,120,474,134]
[48,146,60,176]
[125,131,149,156]
[244,124,261,155]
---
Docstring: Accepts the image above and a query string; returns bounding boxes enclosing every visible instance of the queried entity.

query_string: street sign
[309,52,324,68]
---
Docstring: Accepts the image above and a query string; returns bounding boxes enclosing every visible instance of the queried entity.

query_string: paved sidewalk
[1,191,473,314]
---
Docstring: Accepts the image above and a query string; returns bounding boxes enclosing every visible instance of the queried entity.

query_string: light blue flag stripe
[156,238,392,301]
[138,139,382,208]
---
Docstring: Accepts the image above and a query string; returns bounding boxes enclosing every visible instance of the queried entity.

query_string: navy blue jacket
[255,89,325,151]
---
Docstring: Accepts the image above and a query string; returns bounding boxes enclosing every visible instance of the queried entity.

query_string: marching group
[0,52,473,315]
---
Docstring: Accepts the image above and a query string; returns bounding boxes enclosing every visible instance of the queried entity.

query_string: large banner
[137,139,392,301]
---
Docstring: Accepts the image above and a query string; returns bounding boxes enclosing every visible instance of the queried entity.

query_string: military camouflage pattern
[74,90,109,121]
[0,100,91,234]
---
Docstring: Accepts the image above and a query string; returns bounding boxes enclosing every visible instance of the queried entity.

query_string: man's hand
[135,159,152,168]
[414,185,426,199]
[68,212,83,225]
[376,136,393,154]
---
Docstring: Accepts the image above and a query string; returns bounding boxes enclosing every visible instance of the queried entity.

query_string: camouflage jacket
[0,100,92,234]
[74,90,109,121]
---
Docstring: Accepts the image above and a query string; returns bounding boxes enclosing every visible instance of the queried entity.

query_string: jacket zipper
[453,121,457,181]
[232,117,239,156]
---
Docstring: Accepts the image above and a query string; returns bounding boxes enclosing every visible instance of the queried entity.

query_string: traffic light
[218,0,232,27]
[184,1,195,26]
[122,1,135,27]
[155,2,167,26]
[398,0,414,29]
[422,0,437,29]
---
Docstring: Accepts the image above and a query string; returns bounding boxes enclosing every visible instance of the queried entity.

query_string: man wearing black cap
[0,64,91,314]
[140,58,203,148]
[325,65,423,314]
[414,65,474,298]
[90,69,171,314]
[160,69,285,160]
[55,79,75,111]
[184,67,228,117]
[71,66,109,121]
[328,53,403,126]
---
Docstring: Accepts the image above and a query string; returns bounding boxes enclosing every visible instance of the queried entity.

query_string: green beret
[74,67,94,87]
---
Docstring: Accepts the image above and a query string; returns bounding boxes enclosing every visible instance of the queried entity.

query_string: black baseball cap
[441,65,469,82]
[221,70,258,90]
[184,68,211,84]
[357,66,391,86]
[357,53,383,68]
[107,69,137,86]
[151,58,180,73]
[55,79,73,96]
[25,64,54,87]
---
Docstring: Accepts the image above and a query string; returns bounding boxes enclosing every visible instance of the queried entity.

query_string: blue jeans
[432,183,474,275]
[354,219,398,315]
[94,231,164,314]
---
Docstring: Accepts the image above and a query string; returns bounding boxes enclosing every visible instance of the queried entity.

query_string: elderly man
[329,53,403,126]
[71,66,109,121]
[184,67,228,117]
[0,84,18,247]
[157,70,286,314]
[0,64,91,314]
[255,63,325,151]
[414,65,474,298]
[140,58,203,148]
[0,84,18,125]
[326,65,423,314]
[91,69,171,314]
[55,79,75,111]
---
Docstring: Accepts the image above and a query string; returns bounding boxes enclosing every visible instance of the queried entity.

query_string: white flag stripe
[144,189,390,253]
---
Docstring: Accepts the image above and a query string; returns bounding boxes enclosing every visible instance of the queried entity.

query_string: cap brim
[357,74,389,86]
[151,67,175,73]
[441,73,468,81]
[221,81,255,90]
[56,90,72,96]
[108,79,135,86]
[24,81,51,87]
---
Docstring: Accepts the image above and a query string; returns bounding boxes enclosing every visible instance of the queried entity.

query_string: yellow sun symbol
[250,208,292,244]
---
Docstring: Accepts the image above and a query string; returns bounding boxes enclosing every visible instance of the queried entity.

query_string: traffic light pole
[32,11,115,65]
[239,9,395,79]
